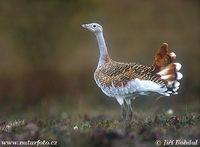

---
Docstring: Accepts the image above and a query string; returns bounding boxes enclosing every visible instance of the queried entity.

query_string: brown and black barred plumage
[94,61,164,89]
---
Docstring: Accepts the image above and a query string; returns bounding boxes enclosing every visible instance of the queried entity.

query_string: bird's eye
[93,25,96,28]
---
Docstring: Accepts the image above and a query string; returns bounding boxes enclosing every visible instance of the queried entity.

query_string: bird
[81,23,183,121]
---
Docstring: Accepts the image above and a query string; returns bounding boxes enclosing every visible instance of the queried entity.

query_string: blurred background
[0,0,199,119]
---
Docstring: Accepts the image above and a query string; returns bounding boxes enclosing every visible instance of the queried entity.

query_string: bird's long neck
[95,31,110,66]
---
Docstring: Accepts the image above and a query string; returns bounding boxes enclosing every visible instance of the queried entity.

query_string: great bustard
[82,23,183,121]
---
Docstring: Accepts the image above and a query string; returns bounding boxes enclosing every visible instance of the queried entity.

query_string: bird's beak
[81,24,87,28]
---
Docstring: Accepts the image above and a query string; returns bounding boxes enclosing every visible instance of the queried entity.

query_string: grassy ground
[0,108,200,147]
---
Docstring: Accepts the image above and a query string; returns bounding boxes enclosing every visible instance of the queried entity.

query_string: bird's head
[81,23,103,34]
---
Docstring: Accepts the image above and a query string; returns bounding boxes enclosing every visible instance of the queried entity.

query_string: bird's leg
[121,102,127,120]
[125,99,133,121]
[127,102,133,121]
[116,97,127,120]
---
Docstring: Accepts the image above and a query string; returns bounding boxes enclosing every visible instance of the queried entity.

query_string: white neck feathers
[95,31,110,66]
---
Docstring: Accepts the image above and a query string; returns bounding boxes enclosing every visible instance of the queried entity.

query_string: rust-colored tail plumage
[152,43,183,95]
[152,43,176,73]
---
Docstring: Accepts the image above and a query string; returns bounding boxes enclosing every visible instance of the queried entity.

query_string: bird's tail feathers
[157,62,183,95]
[152,43,183,96]
[152,43,176,73]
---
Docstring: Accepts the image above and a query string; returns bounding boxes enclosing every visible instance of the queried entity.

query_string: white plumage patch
[116,97,124,105]
[174,63,182,71]
[170,52,176,58]
[177,72,183,80]
[174,81,180,87]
